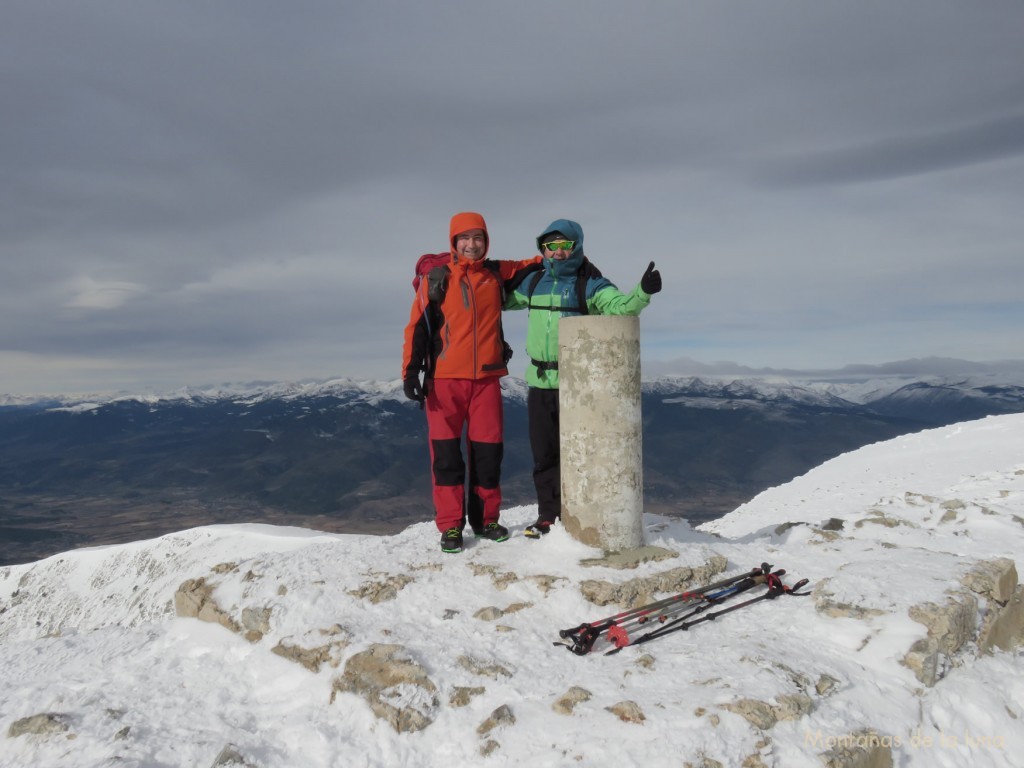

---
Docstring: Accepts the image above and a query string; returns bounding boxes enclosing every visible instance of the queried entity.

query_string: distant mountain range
[643,355,1024,379]
[3,368,1024,565]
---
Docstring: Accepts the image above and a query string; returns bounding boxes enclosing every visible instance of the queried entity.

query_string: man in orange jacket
[402,212,541,553]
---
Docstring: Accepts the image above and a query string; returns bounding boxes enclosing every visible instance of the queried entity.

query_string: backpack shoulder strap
[574,257,601,316]
[525,269,544,301]
[525,260,597,314]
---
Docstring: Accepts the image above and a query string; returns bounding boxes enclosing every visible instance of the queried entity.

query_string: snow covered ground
[2,414,1023,767]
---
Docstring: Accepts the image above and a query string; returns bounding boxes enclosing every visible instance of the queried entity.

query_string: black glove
[640,261,662,295]
[404,374,425,404]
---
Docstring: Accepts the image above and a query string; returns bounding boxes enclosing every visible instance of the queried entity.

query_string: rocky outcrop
[961,558,1024,653]
[606,700,646,723]
[174,577,243,634]
[812,557,1022,687]
[815,729,895,768]
[7,712,71,738]
[331,644,440,733]
[449,686,485,708]
[157,515,1018,761]
[901,558,1023,685]
[457,655,513,680]
[346,573,414,604]
[210,744,258,767]
[476,704,515,736]
[552,686,592,715]
[473,602,532,622]
[903,592,978,686]
[721,694,812,730]
[978,587,1024,653]
[579,555,729,608]
[271,625,351,672]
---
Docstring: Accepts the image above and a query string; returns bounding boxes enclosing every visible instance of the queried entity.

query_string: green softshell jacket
[505,218,652,389]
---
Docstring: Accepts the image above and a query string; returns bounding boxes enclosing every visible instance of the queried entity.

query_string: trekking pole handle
[785,578,810,595]
[559,624,589,639]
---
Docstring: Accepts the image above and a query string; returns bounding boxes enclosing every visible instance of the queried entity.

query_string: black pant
[528,387,561,523]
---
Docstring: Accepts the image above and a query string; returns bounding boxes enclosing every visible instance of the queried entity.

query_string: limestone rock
[579,555,728,608]
[473,606,504,622]
[901,591,977,686]
[474,602,533,622]
[978,586,1024,653]
[272,625,351,673]
[818,729,895,768]
[902,638,940,688]
[722,699,777,730]
[174,578,241,634]
[477,704,515,736]
[635,654,656,670]
[908,592,977,656]
[606,700,645,724]
[721,694,812,730]
[457,655,513,679]
[7,712,70,738]
[962,558,1018,603]
[241,606,272,642]
[816,674,840,696]
[688,759,725,768]
[347,574,413,604]
[525,574,567,594]
[552,686,592,715]
[772,693,813,722]
[854,515,914,529]
[332,644,439,733]
[450,686,486,708]
[502,601,532,615]
[211,744,257,767]
[469,564,520,590]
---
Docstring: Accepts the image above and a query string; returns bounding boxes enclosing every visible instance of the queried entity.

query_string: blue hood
[537,218,584,277]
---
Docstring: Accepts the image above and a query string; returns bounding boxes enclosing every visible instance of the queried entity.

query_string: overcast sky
[3,1,1023,395]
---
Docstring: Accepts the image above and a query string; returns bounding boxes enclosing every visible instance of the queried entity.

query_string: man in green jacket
[505,218,661,538]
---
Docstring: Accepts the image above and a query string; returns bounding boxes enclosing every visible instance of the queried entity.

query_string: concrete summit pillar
[559,315,645,551]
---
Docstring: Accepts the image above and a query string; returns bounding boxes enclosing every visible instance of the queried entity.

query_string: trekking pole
[603,571,778,650]
[606,572,810,655]
[555,563,772,656]
[555,564,768,654]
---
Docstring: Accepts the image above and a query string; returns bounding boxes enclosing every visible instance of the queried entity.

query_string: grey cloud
[2,0,1024,393]
[760,112,1024,186]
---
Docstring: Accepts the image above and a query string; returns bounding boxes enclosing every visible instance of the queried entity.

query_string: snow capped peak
[2,366,1023,418]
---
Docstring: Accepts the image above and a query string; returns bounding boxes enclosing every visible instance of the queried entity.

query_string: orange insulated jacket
[403,252,540,381]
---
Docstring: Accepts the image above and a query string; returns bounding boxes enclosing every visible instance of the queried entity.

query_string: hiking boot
[476,522,510,542]
[440,528,464,553]
[524,520,553,539]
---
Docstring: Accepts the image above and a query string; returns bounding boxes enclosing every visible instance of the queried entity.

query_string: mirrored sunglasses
[543,240,575,252]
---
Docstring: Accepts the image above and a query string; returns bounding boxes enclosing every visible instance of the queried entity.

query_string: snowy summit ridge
[2,415,1024,767]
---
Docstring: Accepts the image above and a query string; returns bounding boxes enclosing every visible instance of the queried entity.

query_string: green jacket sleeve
[588,283,651,316]
[505,289,528,311]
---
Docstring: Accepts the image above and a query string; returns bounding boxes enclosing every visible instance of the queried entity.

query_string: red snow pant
[425,377,504,533]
